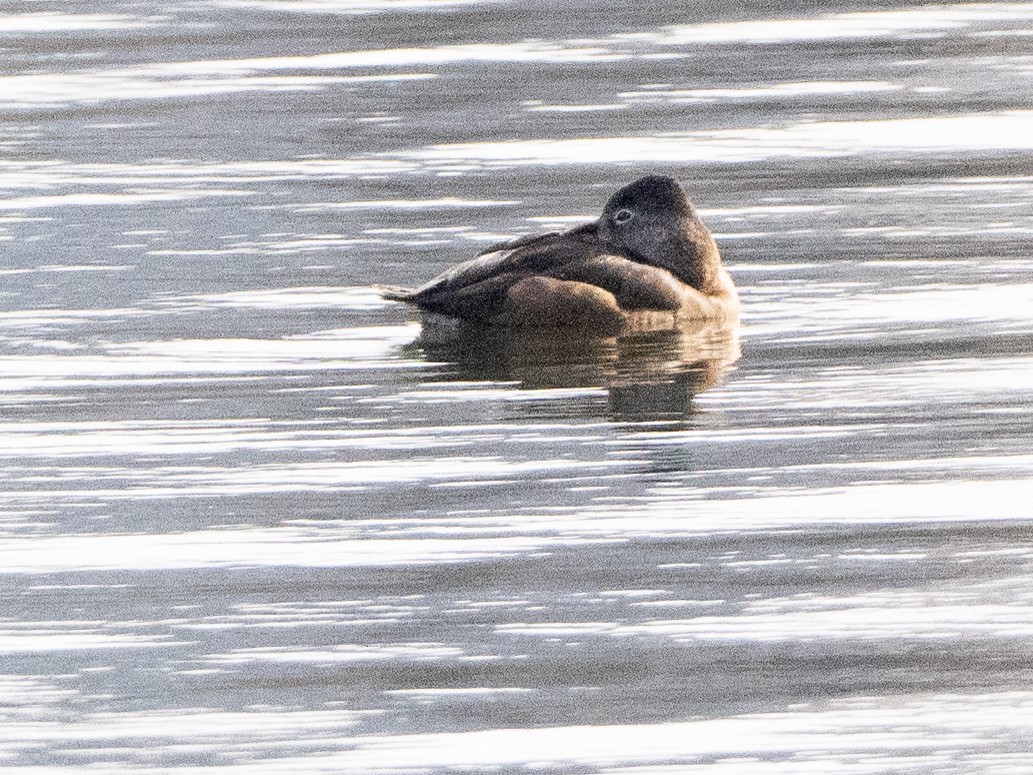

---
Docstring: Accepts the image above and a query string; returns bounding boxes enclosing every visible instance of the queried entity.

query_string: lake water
[3,1,1033,772]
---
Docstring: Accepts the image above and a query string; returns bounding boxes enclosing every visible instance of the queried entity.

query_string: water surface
[2,1,1033,772]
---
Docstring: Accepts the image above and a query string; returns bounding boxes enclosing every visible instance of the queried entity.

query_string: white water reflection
[298,197,520,210]
[11,2,1030,114]
[163,286,389,310]
[619,80,902,103]
[0,629,188,653]
[747,283,1033,338]
[0,159,415,188]
[210,644,467,663]
[324,695,1031,774]
[0,12,151,33]
[0,189,251,210]
[0,330,418,383]
[0,73,432,109]
[656,3,1033,44]
[1,476,1030,570]
[0,42,621,109]
[215,0,498,11]
[397,110,1033,167]
[0,526,618,572]
[5,693,1017,774]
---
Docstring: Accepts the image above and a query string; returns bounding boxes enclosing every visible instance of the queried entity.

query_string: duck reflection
[411,319,740,422]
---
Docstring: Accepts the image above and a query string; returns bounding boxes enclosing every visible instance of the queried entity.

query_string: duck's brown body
[381,176,738,334]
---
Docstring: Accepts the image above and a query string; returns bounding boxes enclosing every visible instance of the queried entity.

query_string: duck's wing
[555,256,686,312]
[558,255,738,321]
[395,222,602,321]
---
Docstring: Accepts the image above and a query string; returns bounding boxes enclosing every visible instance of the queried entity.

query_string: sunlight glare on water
[396,111,1033,166]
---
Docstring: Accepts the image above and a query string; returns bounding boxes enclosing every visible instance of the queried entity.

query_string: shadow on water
[405,317,741,422]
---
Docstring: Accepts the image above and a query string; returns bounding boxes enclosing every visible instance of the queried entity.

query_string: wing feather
[404,222,601,318]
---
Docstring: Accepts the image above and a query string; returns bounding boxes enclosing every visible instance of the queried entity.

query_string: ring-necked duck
[380,175,738,334]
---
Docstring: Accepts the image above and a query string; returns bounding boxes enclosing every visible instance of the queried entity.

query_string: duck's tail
[376,284,417,302]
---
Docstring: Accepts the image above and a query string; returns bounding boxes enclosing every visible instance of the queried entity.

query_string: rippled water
[3,1,1033,772]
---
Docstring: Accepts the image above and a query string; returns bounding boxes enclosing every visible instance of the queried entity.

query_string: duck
[380,175,738,335]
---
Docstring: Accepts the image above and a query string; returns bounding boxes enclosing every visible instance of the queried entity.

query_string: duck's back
[384,222,605,324]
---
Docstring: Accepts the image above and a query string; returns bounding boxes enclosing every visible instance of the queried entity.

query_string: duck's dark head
[599,175,722,293]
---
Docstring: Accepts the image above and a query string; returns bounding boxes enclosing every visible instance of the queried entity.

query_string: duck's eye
[613,208,634,224]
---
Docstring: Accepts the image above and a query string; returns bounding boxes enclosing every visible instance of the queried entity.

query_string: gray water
[3,1,1033,772]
